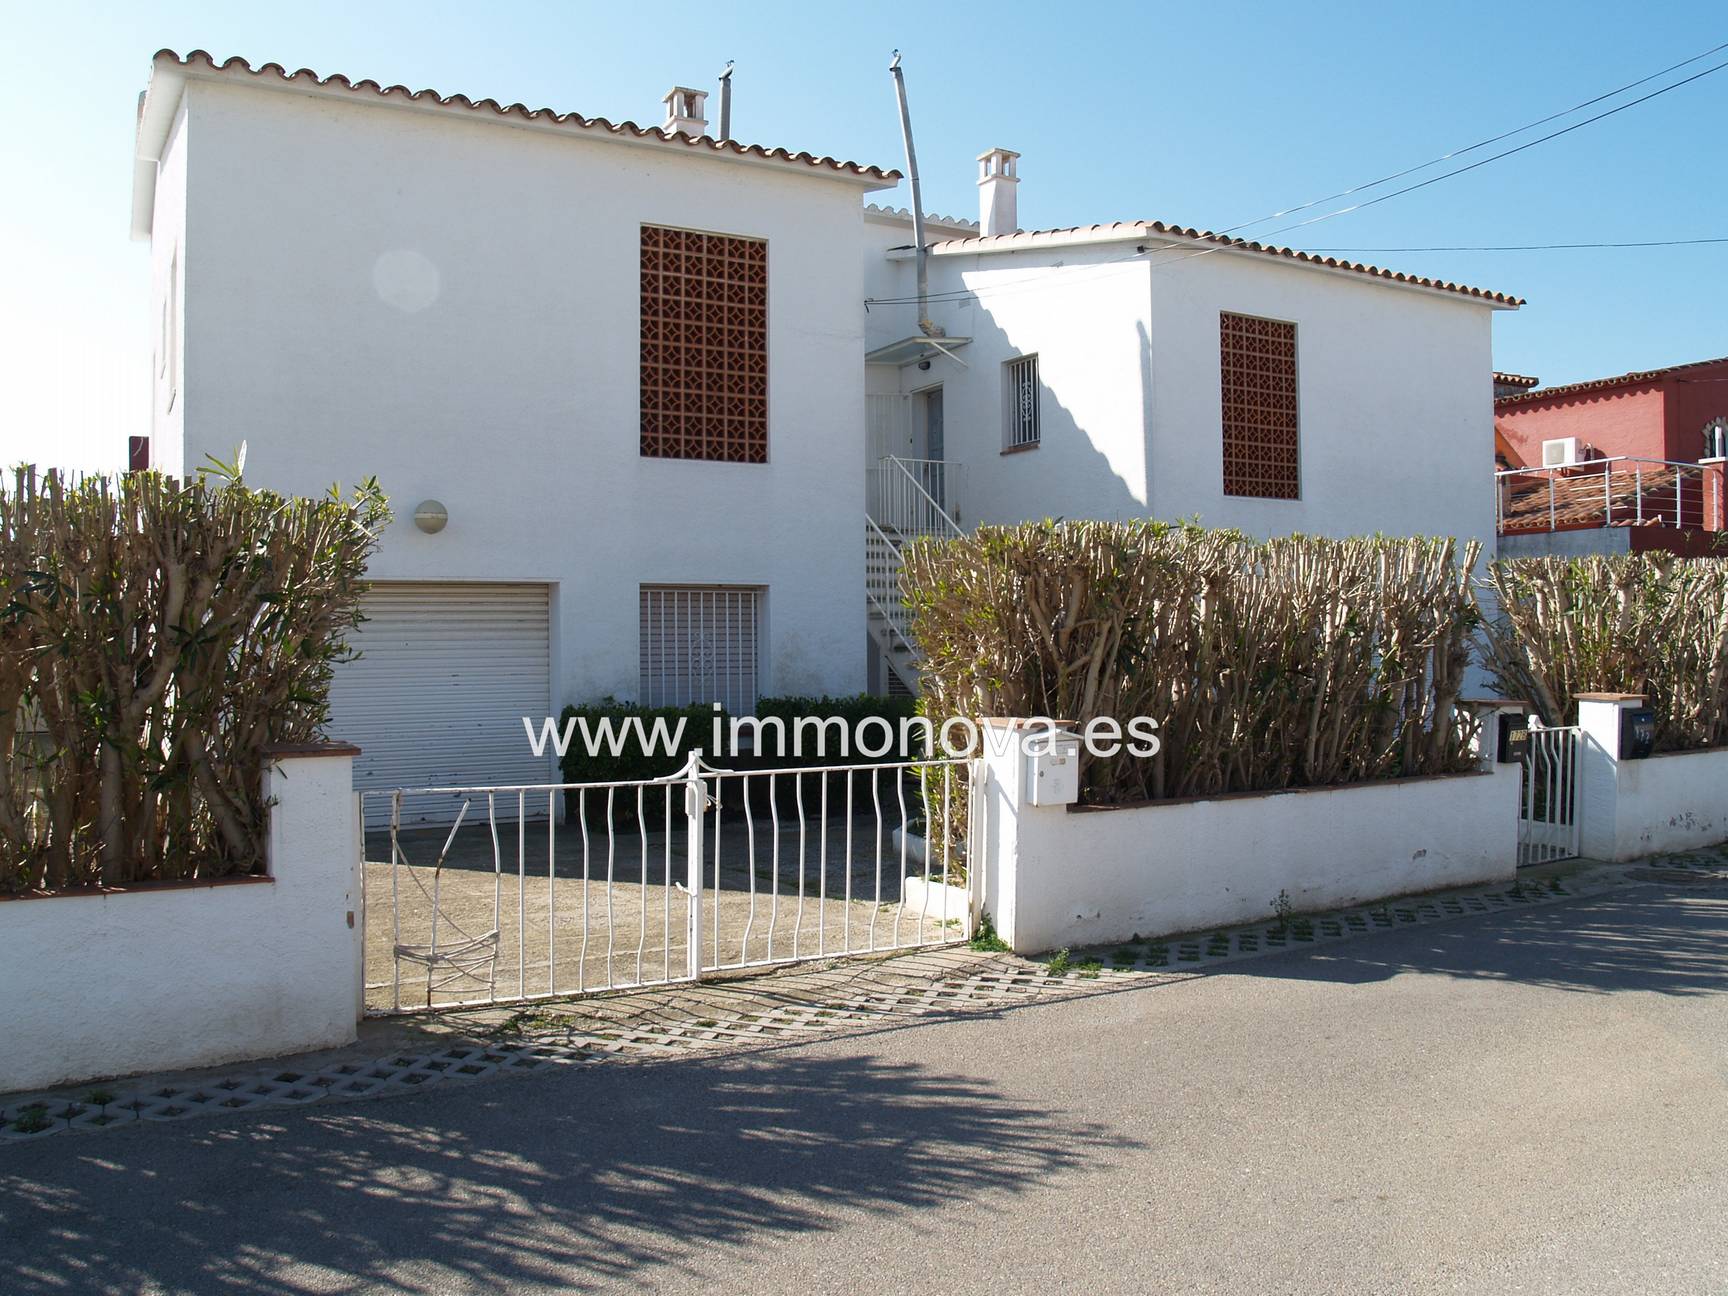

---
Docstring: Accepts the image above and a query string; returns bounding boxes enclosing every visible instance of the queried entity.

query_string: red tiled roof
[1496,355,1728,408]
[146,49,901,184]
[925,220,1523,307]
[1493,371,1539,388]
[1499,465,1703,533]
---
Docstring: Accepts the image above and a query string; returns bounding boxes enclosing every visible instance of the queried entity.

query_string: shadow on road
[1231,884,1728,998]
[1,1048,1132,1294]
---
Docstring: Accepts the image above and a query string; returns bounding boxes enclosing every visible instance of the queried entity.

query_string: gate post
[1575,693,1644,862]
[682,750,706,981]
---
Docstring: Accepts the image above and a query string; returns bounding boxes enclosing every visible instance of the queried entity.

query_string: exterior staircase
[866,456,963,696]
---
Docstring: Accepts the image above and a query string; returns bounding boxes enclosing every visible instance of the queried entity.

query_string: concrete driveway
[4,877,1726,1294]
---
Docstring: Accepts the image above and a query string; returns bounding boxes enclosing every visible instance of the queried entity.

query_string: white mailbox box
[1026,732,1081,806]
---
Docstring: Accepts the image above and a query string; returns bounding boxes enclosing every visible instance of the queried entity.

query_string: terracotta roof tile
[149,49,900,184]
[1495,355,1728,407]
[926,220,1523,307]
[1493,371,1540,388]
[1499,465,1698,532]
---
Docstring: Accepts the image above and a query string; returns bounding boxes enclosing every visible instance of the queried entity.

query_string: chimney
[977,147,1020,237]
[661,86,709,138]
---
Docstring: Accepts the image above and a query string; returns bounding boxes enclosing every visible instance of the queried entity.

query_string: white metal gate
[362,755,977,1015]
[1518,722,1582,866]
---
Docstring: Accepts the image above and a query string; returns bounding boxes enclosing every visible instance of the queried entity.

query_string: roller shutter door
[327,582,552,825]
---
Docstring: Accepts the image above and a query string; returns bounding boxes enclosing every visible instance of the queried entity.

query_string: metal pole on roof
[889,51,942,338]
[717,61,734,141]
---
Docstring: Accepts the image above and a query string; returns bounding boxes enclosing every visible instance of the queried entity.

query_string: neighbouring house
[1492,355,1728,557]
[860,148,1523,691]
[132,50,899,811]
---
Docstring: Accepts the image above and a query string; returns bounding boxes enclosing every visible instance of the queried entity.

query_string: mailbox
[1495,713,1530,765]
[1026,733,1081,806]
[1620,707,1657,761]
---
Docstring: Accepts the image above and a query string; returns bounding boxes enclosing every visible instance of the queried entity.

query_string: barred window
[640,226,768,463]
[1004,355,1041,449]
[639,585,762,715]
[1220,312,1299,499]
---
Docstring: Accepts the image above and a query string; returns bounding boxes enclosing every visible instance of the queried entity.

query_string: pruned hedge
[0,463,388,893]
[902,521,1481,805]
[1479,554,1728,751]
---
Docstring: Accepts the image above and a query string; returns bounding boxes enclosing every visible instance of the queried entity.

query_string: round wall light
[413,500,449,534]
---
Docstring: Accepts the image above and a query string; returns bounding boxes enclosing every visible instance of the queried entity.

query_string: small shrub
[969,912,1009,953]
[555,698,717,787]
[1046,948,1072,976]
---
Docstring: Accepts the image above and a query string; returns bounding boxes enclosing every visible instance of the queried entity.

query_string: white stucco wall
[1577,698,1728,861]
[975,724,1518,953]
[0,751,361,1095]
[1607,748,1728,858]
[1144,250,1498,546]
[865,229,1504,549]
[163,79,878,709]
[146,98,189,479]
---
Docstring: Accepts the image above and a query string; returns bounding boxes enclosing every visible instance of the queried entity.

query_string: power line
[1256,54,1728,240]
[865,40,1728,310]
[1215,39,1728,237]
[1305,236,1728,252]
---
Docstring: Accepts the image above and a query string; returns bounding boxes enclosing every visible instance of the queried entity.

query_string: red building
[1494,356,1728,556]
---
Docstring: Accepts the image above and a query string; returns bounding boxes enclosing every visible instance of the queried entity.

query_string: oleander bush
[1479,554,1728,751]
[902,520,1482,806]
[0,460,388,893]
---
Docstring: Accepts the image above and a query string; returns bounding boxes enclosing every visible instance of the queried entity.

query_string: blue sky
[2,0,1724,471]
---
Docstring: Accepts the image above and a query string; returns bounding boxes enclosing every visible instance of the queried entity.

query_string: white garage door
[327,582,553,825]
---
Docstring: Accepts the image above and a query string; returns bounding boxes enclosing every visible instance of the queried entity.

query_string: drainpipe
[889,51,943,338]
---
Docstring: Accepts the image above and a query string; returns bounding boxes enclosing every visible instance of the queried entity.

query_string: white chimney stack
[977,147,1020,237]
[661,86,709,138]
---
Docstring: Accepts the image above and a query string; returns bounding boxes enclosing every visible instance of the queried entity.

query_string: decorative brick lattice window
[640,226,768,463]
[1220,312,1300,499]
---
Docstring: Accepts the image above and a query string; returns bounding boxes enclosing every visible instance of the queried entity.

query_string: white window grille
[1004,356,1041,449]
[639,586,762,715]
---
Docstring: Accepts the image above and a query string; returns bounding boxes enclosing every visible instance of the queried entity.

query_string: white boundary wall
[1576,695,1728,861]
[974,721,1519,954]
[0,749,362,1094]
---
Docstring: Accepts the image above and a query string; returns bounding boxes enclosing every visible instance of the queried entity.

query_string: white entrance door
[327,582,553,825]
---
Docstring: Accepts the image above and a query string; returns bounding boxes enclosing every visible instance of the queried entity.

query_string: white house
[133,49,1524,781]
[132,50,898,804]
[859,149,1522,691]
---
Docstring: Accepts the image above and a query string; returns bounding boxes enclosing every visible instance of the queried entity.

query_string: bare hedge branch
[903,521,1481,806]
[1478,555,1728,750]
[0,463,389,893]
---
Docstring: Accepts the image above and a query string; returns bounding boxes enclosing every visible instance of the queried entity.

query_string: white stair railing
[865,457,965,694]
[868,456,964,539]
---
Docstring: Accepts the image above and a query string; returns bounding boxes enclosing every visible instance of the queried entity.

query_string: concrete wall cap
[263,741,363,758]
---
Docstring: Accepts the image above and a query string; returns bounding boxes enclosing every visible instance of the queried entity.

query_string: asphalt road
[4,879,1726,1295]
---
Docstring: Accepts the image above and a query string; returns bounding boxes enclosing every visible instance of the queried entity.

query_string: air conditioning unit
[1541,437,1580,468]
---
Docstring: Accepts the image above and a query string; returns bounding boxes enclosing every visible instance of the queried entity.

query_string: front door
[918,387,945,508]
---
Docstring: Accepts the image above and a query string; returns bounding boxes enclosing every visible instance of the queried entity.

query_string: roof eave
[131,50,899,240]
[131,60,188,240]
[926,222,1523,309]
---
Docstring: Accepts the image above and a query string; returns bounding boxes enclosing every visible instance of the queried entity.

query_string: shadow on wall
[0,1046,1133,1293]
[953,296,1149,526]
[1228,882,1728,999]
